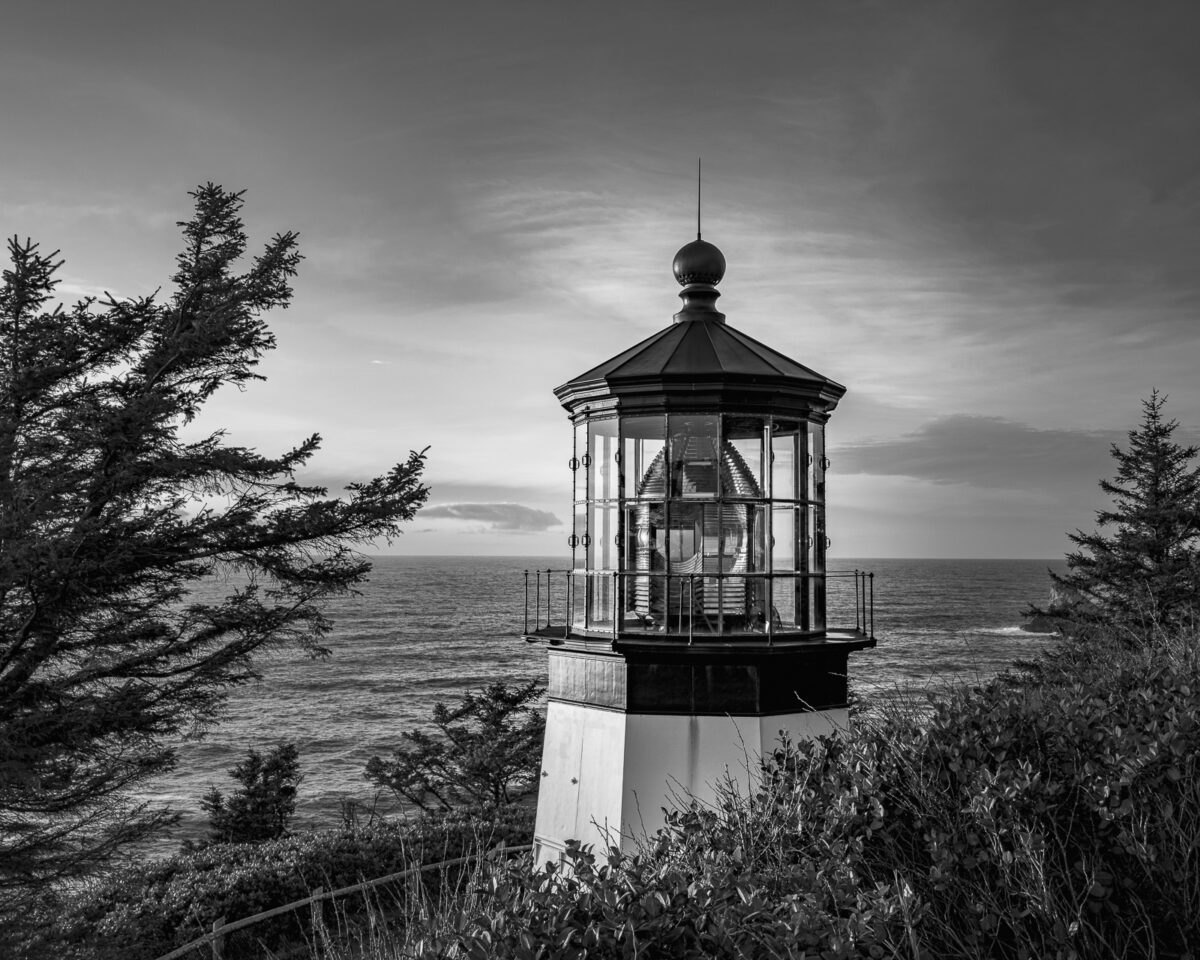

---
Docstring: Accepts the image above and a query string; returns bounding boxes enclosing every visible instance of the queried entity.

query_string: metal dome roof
[554,316,846,419]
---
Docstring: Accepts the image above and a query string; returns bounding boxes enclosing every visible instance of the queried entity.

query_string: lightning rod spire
[696,157,702,240]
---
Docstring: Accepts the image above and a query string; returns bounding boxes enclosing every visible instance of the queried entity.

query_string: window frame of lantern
[575,410,830,640]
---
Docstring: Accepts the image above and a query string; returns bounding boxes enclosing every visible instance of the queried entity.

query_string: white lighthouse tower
[523,229,875,863]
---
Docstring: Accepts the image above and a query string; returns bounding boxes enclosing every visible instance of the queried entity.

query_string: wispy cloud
[421,502,562,532]
[426,480,561,503]
[836,416,1123,490]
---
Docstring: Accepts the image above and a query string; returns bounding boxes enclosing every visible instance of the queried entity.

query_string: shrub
[20,807,533,960]
[404,632,1200,960]
[200,742,302,845]
[366,678,545,813]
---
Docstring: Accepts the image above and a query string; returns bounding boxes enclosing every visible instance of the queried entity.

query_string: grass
[13,809,533,960]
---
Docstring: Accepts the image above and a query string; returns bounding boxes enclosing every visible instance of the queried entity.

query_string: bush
[20,807,533,960]
[24,637,1200,959]
[366,678,545,813]
[200,742,302,845]
[408,632,1200,960]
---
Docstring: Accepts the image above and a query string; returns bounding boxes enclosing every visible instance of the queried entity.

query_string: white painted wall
[534,701,627,862]
[533,704,850,863]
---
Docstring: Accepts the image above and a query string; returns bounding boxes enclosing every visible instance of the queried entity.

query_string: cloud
[834,415,1124,490]
[426,480,562,503]
[421,502,562,532]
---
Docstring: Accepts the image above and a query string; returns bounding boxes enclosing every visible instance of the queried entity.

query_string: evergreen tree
[200,743,301,845]
[1047,391,1200,638]
[365,679,545,813]
[0,185,428,908]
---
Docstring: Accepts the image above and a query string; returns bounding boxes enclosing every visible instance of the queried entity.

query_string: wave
[975,625,1058,637]
[881,625,1059,639]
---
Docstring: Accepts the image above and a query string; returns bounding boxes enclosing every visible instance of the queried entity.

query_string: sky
[3,0,1199,559]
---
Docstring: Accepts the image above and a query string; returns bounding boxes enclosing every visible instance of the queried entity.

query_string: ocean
[143,555,1066,852]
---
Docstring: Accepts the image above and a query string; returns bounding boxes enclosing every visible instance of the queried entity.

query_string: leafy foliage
[17,808,533,960]
[200,742,301,845]
[0,185,429,909]
[1042,390,1200,637]
[365,678,545,813]
[398,631,1200,960]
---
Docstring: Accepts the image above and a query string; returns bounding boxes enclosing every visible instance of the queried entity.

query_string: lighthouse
[523,226,875,863]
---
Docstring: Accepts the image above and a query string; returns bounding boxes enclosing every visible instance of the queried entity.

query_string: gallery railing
[523,568,874,644]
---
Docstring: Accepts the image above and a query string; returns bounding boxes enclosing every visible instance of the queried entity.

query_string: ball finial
[672,239,726,287]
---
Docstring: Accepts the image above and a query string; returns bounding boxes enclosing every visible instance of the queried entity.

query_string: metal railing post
[767,575,774,646]
[612,571,618,643]
[689,575,695,645]
[523,570,529,634]
[310,886,324,937]
[861,571,867,633]
[869,572,875,638]
[545,569,552,628]
[535,573,541,631]
[212,918,225,960]
[675,576,681,635]
[854,570,861,633]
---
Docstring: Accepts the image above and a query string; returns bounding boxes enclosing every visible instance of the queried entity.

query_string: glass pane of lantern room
[589,504,617,572]
[624,501,664,574]
[812,504,827,631]
[669,415,719,499]
[624,502,664,633]
[589,572,615,633]
[812,504,826,575]
[723,416,766,498]
[723,504,767,633]
[802,424,813,503]
[771,507,798,630]
[574,420,588,503]
[622,416,666,500]
[771,420,800,501]
[571,571,587,631]
[666,502,703,571]
[811,423,826,502]
[587,505,617,629]
[798,506,812,629]
[665,502,704,633]
[573,503,587,570]
[589,418,619,502]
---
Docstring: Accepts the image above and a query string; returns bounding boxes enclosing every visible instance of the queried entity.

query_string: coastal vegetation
[197,743,303,847]
[0,186,429,919]
[365,678,546,814]
[1032,390,1200,638]
[17,808,533,959]
[409,629,1198,960]
[16,627,1198,959]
